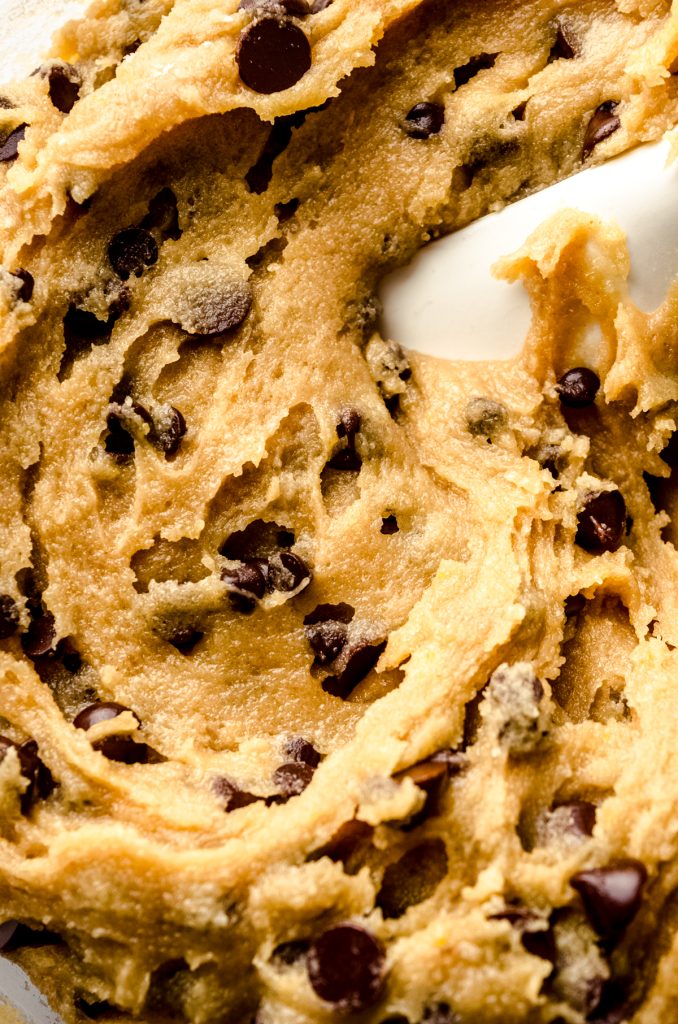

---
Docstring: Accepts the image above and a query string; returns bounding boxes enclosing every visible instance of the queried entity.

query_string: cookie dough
[2,0,678,1022]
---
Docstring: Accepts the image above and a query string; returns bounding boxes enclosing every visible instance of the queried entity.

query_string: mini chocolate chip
[313,819,374,864]
[269,551,312,593]
[307,923,386,1012]
[108,227,158,280]
[18,740,55,804]
[576,490,626,554]
[273,761,314,797]
[272,939,310,965]
[453,52,498,89]
[0,594,19,639]
[12,269,34,302]
[583,101,620,160]
[168,627,203,653]
[465,397,507,438]
[285,736,321,767]
[322,639,386,699]
[141,187,181,241]
[306,619,349,664]
[554,800,596,838]
[212,776,261,811]
[222,560,269,610]
[45,64,81,113]
[327,447,362,472]
[376,839,448,919]
[152,405,186,456]
[556,367,600,407]
[0,124,27,162]
[74,701,134,732]
[181,281,253,336]
[0,920,18,950]
[548,22,577,62]
[403,102,445,140]
[236,16,312,94]
[381,515,399,535]
[21,610,56,658]
[570,860,647,939]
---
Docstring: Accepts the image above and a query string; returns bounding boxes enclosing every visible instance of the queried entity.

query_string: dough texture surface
[3,1,678,1022]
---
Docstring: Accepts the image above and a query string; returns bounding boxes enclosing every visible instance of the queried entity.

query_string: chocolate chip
[222,559,269,612]
[576,490,626,554]
[0,921,18,950]
[95,736,156,764]
[168,627,203,653]
[312,819,374,864]
[322,639,386,699]
[152,405,186,457]
[306,618,349,664]
[553,800,596,838]
[556,367,600,408]
[0,595,19,639]
[273,761,314,797]
[269,551,312,593]
[381,515,399,535]
[285,736,321,767]
[180,281,253,336]
[141,187,181,241]
[272,939,310,965]
[74,701,134,731]
[0,736,54,811]
[465,397,507,438]
[453,52,498,89]
[21,610,56,658]
[336,409,361,442]
[45,64,81,113]
[393,755,452,826]
[12,269,34,302]
[583,102,620,160]
[307,923,386,1012]
[212,776,260,811]
[108,227,158,280]
[236,16,312,94]
[570,861,647,939]
[376,839,448,918]
[0,124,27,162]
[403,102,445,139]
[548,22,578,62]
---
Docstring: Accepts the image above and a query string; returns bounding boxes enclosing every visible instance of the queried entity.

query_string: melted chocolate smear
[236,16,312,95]
[0,124,27,162]
[453,52,498,89]
[307,923,386,1012]
[322,639,387,699]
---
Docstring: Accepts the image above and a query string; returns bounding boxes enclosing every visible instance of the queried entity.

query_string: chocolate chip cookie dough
[3,0,678,1022]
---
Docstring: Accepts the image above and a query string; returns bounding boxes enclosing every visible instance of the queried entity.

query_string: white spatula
[380,139,678,362]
